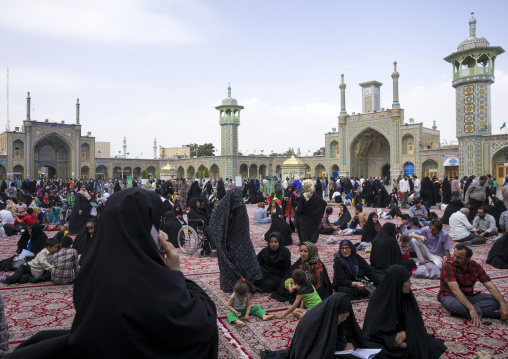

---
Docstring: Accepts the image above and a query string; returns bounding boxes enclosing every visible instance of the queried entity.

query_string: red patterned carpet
[1,205,508,358]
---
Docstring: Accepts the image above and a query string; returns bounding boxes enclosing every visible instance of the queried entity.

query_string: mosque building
[0,16,506,184]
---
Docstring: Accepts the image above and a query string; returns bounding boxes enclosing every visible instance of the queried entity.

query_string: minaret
[153,137,157,159]
[338,75,348,177]
[444,14,505,177]
[215,84,244,179]
[432,120,437,130]
[391,61,400,109]
[123,136,127,157]
[26,92,31,121]
[76,99,80,125]
[339,74,347,115]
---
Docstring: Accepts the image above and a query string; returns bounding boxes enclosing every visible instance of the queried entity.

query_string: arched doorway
[198,165,206,175]
[96,165,108,180]
[330,141,339,158]
[403,162,415,176]
[331,164,339,179]
[240,164,248,178]
[350,128,390,179]
[402,135,415,155]
[177,166,184,178]
[259,164,267,179]
[13,165,24,180]
[33,134,72,178]
[422,159,439,179]
[113,166,122,179]
[249,164,258,179]
[304,165,311,178]
[0,164,6,180]
[187,166,195,178]
[210,164,220,179]
[81,166,90,179]
[133,167,141,179]
[492,147,508,184]
[315,164,325,178]
[276,165,282,179]
[381,164,391,180]
[123,167,132,179]
[146,166,156,179]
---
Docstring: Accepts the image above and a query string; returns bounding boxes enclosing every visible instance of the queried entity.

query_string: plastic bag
[413,264,429,278]
[426,262,440,279]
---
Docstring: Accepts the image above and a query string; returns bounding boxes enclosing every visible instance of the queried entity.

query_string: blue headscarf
[336,239,359,277]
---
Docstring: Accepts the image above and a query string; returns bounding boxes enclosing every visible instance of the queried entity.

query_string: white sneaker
[343,229,354,236]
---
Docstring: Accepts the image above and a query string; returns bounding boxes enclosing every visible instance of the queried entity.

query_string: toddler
[274,269,322,320]
[227,279,274,327]
[399,235,410,260]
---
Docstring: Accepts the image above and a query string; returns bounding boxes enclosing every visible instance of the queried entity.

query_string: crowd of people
[0,173,505,358]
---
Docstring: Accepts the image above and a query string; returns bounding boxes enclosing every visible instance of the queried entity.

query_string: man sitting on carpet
[437,243,508,326]
[472,206,498,240]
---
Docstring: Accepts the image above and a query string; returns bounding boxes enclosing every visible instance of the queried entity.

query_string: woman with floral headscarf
[271,241,332,302]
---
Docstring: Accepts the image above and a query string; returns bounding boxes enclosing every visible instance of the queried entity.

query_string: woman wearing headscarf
[16,223,48,256]
[172,203,187,225]
[487,232,508,269]
[420,177,435,208]
[373,180,390,208]
[315,178,323,198]
[441,198,464,224]
[208,187,263,292]
[432,177,441,204]
[199,192,213,218]
[204,181,213,195]
[162,211,183,248]
[187,198,211,233]
[72,218,95,256]
[294,179,327,244]
[266,198,282,217]
[7,188,219,359]
[360,212,381,244]
[363,265,447,359]
[281,185,297,232]
[333,239,381,300]
[487,197,507,232]
[216,179,226,200]
[362,180,375,207]
[463,176,474,200]
[186,181,202,207]
[271,242,332,302]
[0,180,6,195]
[336,204,352,230]
[441,177,451,205]
[113,180,122,192]
[261,293,366,359]
[256,232,291,293]
[68,185,92,235]
[370,223,406,276]
[263,214,293,246]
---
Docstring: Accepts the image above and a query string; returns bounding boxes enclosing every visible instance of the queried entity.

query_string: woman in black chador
[6,188,218,359]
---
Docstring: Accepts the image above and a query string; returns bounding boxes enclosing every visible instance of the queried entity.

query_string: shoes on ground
[327,236,339,244]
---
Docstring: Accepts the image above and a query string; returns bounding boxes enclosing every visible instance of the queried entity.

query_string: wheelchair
[177,219,212,258]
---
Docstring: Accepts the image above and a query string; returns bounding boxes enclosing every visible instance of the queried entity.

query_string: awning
[443,157,459,166]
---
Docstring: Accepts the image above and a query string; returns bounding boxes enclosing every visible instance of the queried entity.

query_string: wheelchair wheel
[178,226,199,255]
[198,248,206,258]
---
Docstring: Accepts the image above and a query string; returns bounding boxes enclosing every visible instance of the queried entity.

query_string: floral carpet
[1,204,508,358]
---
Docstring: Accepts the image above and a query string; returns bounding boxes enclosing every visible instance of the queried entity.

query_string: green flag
[501,122,506,130]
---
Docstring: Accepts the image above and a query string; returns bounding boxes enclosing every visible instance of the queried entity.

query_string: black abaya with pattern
[209,187,263,292]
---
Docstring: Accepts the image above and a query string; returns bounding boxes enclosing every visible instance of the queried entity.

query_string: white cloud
[0,0,208,44]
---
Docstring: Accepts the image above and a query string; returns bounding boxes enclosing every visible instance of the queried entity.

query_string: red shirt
[21,215,38,227]
[437,258,491,301]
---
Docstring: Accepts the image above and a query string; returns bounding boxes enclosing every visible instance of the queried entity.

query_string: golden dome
[282,154,305,166]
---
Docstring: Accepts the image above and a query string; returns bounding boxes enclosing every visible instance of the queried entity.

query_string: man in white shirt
[413,175,421,199]
[282,178,289,190]
[399,175,411,209]
[449,208,485,245]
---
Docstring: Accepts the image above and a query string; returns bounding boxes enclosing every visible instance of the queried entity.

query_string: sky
[0,0,507,158]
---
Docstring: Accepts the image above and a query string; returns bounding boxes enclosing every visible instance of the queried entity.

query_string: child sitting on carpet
[3,237,59,284]
[51,236,79,285]
[399,235,410,260]
[274,269,322,320]
[227,279,274,327]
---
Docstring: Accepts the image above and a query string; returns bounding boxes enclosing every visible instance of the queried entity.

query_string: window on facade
[408,142,413,154]
[14,147,20,159]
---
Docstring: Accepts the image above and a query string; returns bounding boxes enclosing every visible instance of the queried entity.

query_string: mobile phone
[151,225,161,250]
